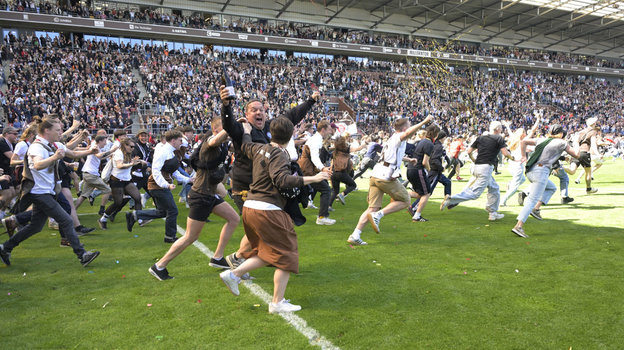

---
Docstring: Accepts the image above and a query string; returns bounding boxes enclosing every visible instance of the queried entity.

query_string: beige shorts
[367,177,410,208]
[81,172,112,197]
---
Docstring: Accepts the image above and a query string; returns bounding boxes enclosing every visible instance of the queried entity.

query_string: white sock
[351,228,362,240]
[412,212,421,220]
[100,215,108,222]
[155,264,165,271]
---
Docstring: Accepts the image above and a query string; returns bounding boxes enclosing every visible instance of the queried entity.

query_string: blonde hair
[507,128,525,151]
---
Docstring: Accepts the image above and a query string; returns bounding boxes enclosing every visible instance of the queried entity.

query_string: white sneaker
[316,217,336,225]
[347,235,368,246]
[219,270,241,296]
[308,200,318,209]
[368,211,382,233]
[269,299,301,313]
[488,212,505,221]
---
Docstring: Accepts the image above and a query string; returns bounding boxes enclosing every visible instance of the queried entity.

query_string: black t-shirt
[0,138,14,174]
[414,139,434,169]
[471,134,507,165]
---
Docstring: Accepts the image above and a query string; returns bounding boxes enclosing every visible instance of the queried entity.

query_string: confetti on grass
[147,303,152,307]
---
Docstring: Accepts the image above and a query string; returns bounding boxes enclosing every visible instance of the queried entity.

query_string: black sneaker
[125,212,135,232]
[80,251,100,267]
[0,244,11,266]
[139,219,152,227]
[60,239,71,247]
[209,257,230,269]
[75,225,95,236]
[88,196,95,206]
[412,216,429,222]
[518,192,527,206]
[164,236,178,244]
[561,196,574,204]
[98,219,107,230]
[149,264,174,280]
[530,209,543,221]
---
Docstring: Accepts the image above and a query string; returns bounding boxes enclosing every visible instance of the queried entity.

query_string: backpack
[189,140,228,184]
[101,159,113,183]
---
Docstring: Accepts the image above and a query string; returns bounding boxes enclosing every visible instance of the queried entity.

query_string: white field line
[174,225,340,350]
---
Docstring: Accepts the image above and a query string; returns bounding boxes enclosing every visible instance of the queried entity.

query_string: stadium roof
[119,0,624,58]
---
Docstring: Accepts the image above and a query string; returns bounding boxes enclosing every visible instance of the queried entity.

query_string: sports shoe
[586,188,598,194]
[219,270,241,296]
[328,207,335,212]
[225,252,245,269]
[488,212,505,221]
[530,209,542,221]
[139,219,153,227]
[98,219,107,230]
[80,251,100,267]
[518,192,527,206]
[125,212,136,232]
[164,236,178,244]
[307,200,318,209]
[48,220,59,230]
[98,208,105,216]
[316,217,336,225]
[209,257,230,269]
[440,195,452,211]
[88,195,95,206]
[368,211,382,234]
[149,264,174,280]
[2,216,18,237]
[412,216,429,222]
[0,244,11,266]
[574,179,581,184]
[75,225,95,235]
[347,235,368,246]
[60,239,71,247]
[337,193,346,205]
[511,227,528,238]
[269,299,301,313]
[561,196,574,204]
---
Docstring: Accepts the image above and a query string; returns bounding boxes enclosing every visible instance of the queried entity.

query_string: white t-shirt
[371,132,406,180]
[82,150,102,176]
[14,140,29,160]
[27,138,67,195]
[111,149,131,181]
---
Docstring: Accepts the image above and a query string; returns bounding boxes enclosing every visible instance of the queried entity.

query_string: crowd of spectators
[1,32,139,132]
[1,31,623,141]
[2,0,623,69]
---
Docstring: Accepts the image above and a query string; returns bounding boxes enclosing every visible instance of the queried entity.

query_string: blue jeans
[135,188,178,239]
[517,165,557,223]
[449,164,500,213]
[3,193,85,258]
[552,167,569,198]
[502,160,525,205]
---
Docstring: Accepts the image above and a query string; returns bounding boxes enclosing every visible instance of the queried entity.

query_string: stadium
[0,1,623,349]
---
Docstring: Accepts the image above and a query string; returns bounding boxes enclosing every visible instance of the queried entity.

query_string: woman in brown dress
[220,117,329,313]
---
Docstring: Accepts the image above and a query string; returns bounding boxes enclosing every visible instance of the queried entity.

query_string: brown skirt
[241,207,299,274]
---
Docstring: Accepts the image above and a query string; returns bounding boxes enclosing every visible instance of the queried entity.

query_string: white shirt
[111,149,131,181]
[304,132,325,170]
[82,145,105,176]
[286,138,298,161]
[371,132,406,180]
[27,136,66,195]
[152,142,190,189]
[14,140,29,160]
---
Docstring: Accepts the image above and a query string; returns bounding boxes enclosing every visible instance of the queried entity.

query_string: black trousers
[330,171,357,205]
[309,180,331,217]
